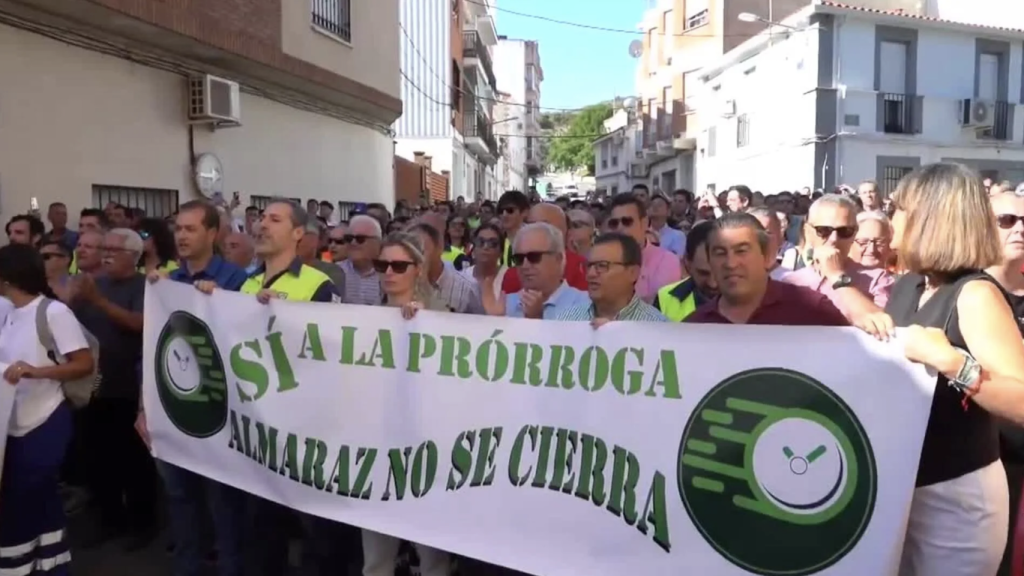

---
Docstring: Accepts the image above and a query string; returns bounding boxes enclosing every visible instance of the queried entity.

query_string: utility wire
[464,0,771,37]
[399,20,600,112]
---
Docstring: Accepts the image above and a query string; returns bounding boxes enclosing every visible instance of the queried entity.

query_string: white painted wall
[494,40,526,104]
[0,23,394,224]
[926,0,1024,30]
[694,25,820,191]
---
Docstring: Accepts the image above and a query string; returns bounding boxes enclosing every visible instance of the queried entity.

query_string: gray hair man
[338,214,384,305]
[504,222,589,319]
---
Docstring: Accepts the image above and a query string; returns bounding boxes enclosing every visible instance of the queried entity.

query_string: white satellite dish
[628,39,644,58]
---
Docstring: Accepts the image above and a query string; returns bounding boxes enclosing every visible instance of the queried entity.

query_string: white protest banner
[0,363,12,493]
[143,281,935,576]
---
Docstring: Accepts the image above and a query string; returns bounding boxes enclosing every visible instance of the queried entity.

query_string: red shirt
[502,250,588,294]
[685,279,849,326]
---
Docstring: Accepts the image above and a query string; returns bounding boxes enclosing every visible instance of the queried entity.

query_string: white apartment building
[694,0,1024,194]
[395,0,499,201]
[494,93,528,193]
[494,37,544,183]
[593,110,641,196]
[0,0,400,221]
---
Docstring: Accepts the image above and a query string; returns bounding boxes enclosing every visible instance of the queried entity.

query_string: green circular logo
[677,368,877,575]
[154,311,230,438]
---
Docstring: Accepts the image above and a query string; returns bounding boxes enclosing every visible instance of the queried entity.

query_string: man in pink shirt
[782,194,894,317]
[605,192,682,302]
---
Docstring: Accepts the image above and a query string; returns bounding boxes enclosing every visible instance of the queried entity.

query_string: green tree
[545,103,613,175]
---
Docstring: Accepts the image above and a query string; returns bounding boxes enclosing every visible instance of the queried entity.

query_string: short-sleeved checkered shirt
[434,262,485,314]
[555,294,669,322]
[339,260,381,306]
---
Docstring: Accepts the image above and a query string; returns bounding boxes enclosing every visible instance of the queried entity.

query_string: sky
[495,0,642,111]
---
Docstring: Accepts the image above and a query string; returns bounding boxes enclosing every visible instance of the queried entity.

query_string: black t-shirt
[73,273,146,400]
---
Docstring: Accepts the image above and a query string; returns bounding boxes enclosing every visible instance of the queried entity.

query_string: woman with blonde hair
[877,163,1024,575]
[362,231,451,576]
[374,231,444,317]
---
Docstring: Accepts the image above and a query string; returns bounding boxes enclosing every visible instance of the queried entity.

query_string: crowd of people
[1,161,1024,576]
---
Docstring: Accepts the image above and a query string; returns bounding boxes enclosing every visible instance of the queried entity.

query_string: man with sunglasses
[501,203,589,294]
[338,214,384,305]
[497,191,530,263]
[782,194,894,319]
[604,193,681,303]
[503,222,588,319]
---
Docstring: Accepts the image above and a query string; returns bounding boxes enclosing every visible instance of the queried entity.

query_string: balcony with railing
[982,100,1014,141]
[464,97,498,161]
[878,93,916,135]
[463,30,498,92]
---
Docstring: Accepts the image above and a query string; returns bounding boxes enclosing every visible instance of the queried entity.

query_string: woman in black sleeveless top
[984,192,1024,576]
[880,163,1024,576]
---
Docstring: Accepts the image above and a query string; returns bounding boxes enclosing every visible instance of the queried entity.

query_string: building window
[661,87,672,138]
[611,186,619,196]
[250,195,271,210]
[92,185,178,218]
[882,166,914,194]
[612,148,619,167]
[707,126,717,157]
[311,0,352,42]
[685,0,709,30]
[661,170,676,194]
[451,63,462,125]
[736,114,750,148]
[601,140,610,169]
[647,98,658,143]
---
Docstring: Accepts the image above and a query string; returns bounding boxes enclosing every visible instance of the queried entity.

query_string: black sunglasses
[997,214,1024,229]
[475,238,501,249]
[499,206,519,215]
[812,225,857,240]
[41,252,67,261]
[606,217,636,230]
[372,259,414,274]
[510,251,552,266]
[343,234,374,245]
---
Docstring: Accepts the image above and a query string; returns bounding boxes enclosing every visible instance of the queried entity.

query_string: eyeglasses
[328,238,346,245]
[586,260,628,273]
[500,206,519,215]
[605,217,636,230]
[41,253,67,261]
[372,259,414,274]
[475,238,501,249]
[343,234,375,245]
[812,225,857,240]
[854,238,886,248]
[510,251,553,266]
[997,214,1024,229]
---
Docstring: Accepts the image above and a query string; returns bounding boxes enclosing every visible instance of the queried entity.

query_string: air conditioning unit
[188,74,242,125]
[959,98,994,129]
[720,99,737,118]
[629,163,648,178]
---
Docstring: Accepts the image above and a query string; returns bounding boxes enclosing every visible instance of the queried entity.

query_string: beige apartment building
[0,0,402,223]
[632,0,807,193]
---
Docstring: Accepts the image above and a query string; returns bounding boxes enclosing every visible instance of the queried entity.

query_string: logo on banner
[676,368,877,575]
[153,311,230,438]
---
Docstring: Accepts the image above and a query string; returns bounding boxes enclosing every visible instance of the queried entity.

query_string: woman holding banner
[0,244,94,576]
[876,163,1024,576]
[362,230,452,576]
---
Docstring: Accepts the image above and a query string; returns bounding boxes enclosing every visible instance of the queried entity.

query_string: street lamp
[737,12,761,23]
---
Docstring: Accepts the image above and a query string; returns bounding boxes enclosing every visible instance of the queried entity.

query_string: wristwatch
[950,348,983,394]
[830,274,854,290]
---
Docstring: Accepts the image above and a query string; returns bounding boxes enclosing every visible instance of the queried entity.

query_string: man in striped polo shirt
[556,232,667,324]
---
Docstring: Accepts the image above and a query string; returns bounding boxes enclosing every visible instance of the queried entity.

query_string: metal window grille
[882,166,914,194]
[736,114,750,148]
[336,202,363,222]
[312,0,351,42]
[250,195,272,210]
[685,9,708,29]
[92,185,179,218]
[881,93,913,134]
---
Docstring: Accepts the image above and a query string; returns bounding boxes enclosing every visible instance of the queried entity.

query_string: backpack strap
[34,297,58,363]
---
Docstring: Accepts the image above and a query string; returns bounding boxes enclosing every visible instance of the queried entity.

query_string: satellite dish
[628,39,644,58]
[621,96,637,111]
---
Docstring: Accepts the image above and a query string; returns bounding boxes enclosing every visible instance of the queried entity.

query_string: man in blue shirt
[648,194,687,257]
[142,199,247,576]
[504,222,589,319]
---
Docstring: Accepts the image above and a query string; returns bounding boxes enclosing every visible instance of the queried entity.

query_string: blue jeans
[158,460,245,576]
